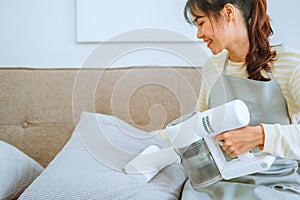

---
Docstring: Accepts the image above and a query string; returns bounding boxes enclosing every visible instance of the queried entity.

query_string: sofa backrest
[0,67,202,167]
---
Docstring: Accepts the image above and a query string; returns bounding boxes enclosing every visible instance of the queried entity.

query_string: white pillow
[0,141,43,200]
[19,112,186,200]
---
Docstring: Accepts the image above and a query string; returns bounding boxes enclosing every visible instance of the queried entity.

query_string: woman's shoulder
[272,45,300,77]
[273,45,300,63]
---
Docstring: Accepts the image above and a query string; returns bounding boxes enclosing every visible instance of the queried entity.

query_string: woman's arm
[261,65,300,159]
[216,66,300,159]
[261,123,300,159]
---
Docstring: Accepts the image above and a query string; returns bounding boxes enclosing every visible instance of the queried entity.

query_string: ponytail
[245,0,276,81]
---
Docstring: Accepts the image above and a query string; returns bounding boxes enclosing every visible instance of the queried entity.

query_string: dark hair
[184,0,276,81]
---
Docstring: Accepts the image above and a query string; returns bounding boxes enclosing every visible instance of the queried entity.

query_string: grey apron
[181,56,300,200]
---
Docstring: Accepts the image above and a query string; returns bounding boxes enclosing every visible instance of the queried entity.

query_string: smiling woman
[181,0,300,199]
[184,0,274,81]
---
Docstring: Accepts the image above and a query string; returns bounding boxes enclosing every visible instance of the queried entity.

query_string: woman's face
[192,9,231,55]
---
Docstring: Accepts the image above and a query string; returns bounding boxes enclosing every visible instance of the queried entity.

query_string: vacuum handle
[238,151,254,161]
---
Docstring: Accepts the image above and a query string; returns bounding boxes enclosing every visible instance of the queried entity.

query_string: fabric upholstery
[19,112,186,200]
[0,141,43,200]
[0,67,201,167]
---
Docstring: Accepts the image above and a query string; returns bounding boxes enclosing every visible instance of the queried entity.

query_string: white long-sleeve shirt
[197,45,300,159]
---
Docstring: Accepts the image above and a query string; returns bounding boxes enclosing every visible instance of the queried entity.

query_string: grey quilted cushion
[19,112,186,200]
[0,141,43,200]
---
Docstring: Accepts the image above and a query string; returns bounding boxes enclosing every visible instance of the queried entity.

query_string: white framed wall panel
[76,0,197,42]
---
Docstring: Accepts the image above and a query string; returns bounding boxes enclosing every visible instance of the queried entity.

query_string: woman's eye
[194,21,204,27]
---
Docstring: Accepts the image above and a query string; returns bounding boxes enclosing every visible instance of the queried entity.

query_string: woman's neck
[227,14,250,62]
[227,39,249,62]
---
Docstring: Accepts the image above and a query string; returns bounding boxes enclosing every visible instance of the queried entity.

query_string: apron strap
[267,71,274,79]
[223,54,274,80]
[222,54,229,75]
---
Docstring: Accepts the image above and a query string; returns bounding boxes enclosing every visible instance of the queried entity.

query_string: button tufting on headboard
[22,121,29,129]
[0,67,202,167]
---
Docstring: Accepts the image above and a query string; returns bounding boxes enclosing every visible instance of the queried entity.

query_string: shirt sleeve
[261,66,300,159]
[289,65,300,114]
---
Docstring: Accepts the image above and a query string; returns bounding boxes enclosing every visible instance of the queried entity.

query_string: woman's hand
[214,125,265,158]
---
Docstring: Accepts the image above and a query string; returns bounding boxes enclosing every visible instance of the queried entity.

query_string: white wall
[0,0,299,68]
[0,0,95,68]
[268,0,300,48]
[76,0,197,42]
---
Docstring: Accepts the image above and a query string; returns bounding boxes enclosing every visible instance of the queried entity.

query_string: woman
[182,0,300,199]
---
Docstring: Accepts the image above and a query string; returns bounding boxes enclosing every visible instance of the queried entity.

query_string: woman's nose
[196,27,203,39]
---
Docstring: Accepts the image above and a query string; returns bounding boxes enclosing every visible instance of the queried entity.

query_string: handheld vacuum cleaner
[123,99,275,190]
[165,99,275,190]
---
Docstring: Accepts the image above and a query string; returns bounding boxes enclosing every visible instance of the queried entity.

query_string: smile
[204,39,212,48]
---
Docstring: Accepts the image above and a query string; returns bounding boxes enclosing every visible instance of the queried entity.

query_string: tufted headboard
[0,67,202,167]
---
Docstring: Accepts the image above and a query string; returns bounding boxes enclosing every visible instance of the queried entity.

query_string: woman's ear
[222,3,236,22]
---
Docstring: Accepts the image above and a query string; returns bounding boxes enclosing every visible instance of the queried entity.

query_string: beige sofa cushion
[0,67,201,167]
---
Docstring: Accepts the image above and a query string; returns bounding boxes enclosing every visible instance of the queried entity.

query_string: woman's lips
[206,39,212,48]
